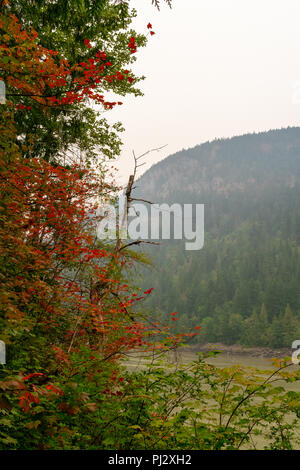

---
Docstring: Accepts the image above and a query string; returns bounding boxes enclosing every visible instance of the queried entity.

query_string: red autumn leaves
[128,22,155,56]
[0,11,140,113]
[84,38,92,48]
[147,22,155,36]
[0,7,201,422]
[128,36,137,54]
[1,12,155,115]
[22,373,44,381]
[19,392,39,413]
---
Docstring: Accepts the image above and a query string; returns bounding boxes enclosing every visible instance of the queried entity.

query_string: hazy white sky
[107,0,300,184]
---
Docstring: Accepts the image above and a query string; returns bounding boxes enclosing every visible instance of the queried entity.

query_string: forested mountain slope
[133,128,300,348]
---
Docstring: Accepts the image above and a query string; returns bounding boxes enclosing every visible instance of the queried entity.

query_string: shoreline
[184,342,292,359]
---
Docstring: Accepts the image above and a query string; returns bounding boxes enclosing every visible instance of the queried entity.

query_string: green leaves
[7,0,147,166]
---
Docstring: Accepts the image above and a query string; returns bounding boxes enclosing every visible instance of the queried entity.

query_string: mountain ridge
[134,126,300,348]
[134,126,300,202]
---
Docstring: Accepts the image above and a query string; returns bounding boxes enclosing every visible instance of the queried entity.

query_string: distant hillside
[135,127,300,197]
[133,127,300,348]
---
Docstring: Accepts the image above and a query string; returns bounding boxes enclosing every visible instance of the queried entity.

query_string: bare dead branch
[114,144,166,253]
[152,0,172,10]
[119,240,160,252]
[129,198,154,205]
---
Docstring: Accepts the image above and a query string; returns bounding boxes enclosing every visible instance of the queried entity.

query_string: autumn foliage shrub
[0,2,190,449]
[1,0,300,451]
